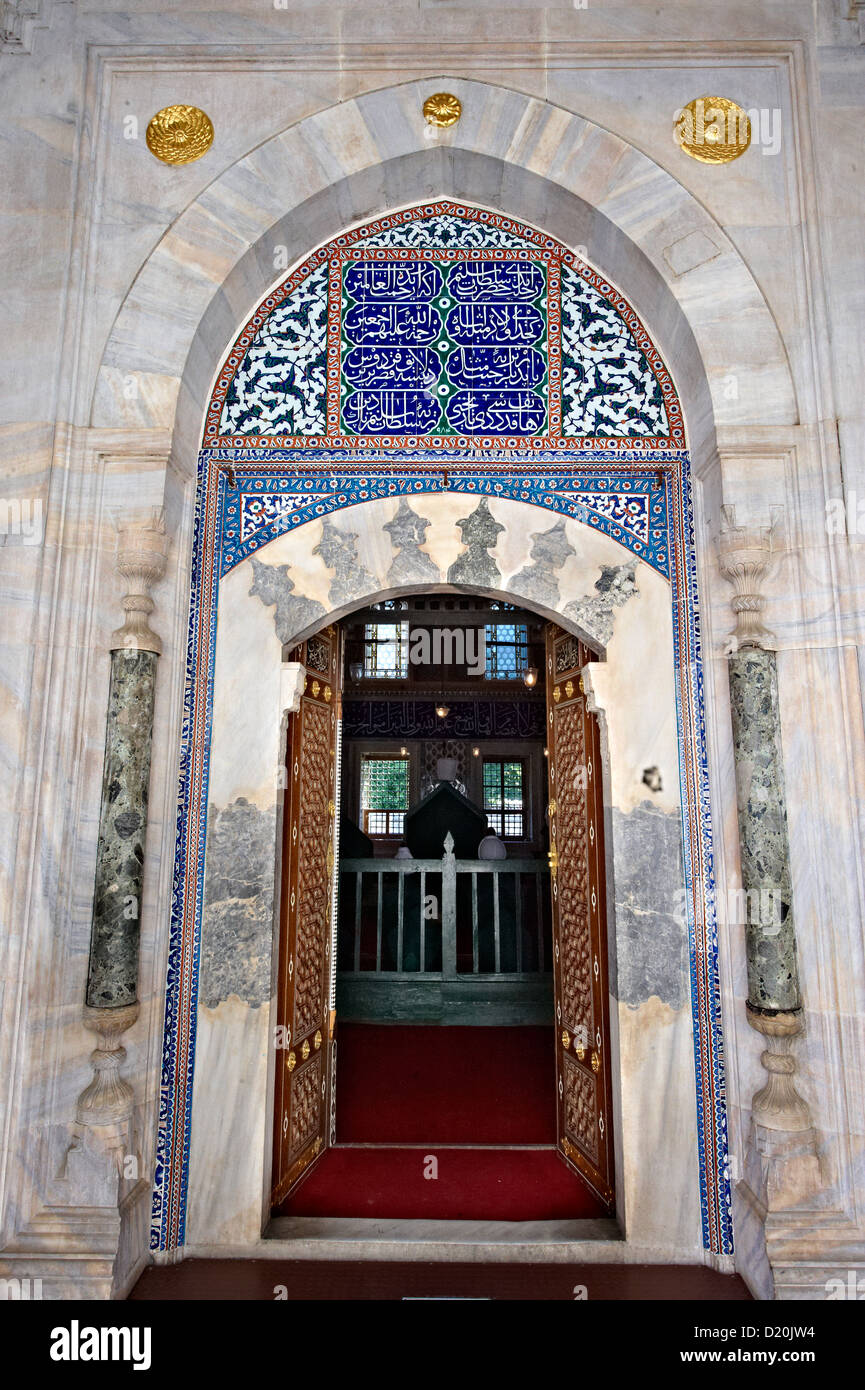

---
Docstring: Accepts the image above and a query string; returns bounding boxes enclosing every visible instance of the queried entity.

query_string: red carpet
[131,1258,752,1301]
[335,1024,556,1144]
[274,1024,605,1220]
[278,1145,605,1220]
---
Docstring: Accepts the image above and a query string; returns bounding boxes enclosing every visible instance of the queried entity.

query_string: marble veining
[728,648,800,1013]
[564,562,639,648]
[447,498,505,586]
[508,519,574,608]
[384,500,440,585]
[87,649,157,1010]
[248,556,326,644]
[200,798,276,1010]
[611,802,687,1010]
[313,516,376,607]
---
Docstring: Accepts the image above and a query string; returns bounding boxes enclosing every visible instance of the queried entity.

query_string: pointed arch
[92,78,796,476]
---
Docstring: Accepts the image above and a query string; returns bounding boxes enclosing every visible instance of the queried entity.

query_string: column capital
[111,510,170,655]
[717,505,778,650]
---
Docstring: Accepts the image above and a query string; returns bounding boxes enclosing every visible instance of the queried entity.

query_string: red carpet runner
[276,1025,606,1221]
[335,1024,557,1144]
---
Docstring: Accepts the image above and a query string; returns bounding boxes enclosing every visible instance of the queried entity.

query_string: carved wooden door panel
[271,626,342,1207]
[545,624,614,1209]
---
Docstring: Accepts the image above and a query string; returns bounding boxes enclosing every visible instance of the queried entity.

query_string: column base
[0,1120,149,1300]
[746,1120,823,1212]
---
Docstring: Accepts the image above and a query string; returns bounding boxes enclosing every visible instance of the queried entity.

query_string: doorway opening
[270,593,614,1224]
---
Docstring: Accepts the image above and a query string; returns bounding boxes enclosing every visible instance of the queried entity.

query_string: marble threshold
[175,1218,732,1268]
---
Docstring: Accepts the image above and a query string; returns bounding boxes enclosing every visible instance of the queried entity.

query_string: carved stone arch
[146,93,762,1262]
[91,77,797,478]
[172,479,727,1261]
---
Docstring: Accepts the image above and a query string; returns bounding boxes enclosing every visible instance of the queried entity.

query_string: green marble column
[720,516,819,1214]
[78,515,168,1129]
[728,646,801,1017]
[86,647,158,1009]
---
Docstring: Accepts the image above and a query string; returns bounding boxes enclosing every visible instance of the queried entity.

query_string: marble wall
[1,0,863,1300]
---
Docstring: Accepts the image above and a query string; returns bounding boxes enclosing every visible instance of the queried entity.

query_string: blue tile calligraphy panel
[342,346,442,390]
[345,261,444,301]
[447,260,544,301]
[339,254,549,438]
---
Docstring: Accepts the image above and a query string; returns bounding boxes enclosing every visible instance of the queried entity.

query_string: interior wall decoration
[341,699,547,740]
[155,202,731,1258]
[420,739,468,793]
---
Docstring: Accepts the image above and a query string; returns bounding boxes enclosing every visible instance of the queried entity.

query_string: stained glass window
[484,623,528,680]
[363,622,409,678]
[361,757,410,837]
[483,760,525,839]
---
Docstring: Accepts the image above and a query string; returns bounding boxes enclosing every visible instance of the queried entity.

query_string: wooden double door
[271,620,614,1211]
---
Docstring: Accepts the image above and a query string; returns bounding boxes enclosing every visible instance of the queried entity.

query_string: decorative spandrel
[220,263,329,438]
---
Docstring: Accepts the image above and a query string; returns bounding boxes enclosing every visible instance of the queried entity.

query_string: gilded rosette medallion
[675,96,751,164]
[423,92,462,128]
[146,104,214,165]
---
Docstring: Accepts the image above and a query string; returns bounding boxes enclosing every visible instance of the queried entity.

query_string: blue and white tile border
[218,453,672,578]
[152,449,732,1256]
[152,204,732,1257]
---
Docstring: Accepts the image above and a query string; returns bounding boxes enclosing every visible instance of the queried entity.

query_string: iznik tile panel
[210,203,680,448]
[220,263,328,436]
[212,459,674,578]
[560,266,669,437]
[336,255,552,438]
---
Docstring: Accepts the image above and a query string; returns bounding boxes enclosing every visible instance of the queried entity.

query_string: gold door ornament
[675,96,751,164]
[146,105,214,165]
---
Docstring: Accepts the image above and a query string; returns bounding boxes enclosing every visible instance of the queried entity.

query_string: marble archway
[106,83,796,1263]
[153,196,729,1264]
[179,490,706,1264]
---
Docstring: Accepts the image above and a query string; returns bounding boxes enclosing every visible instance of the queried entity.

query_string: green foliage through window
[483,759,525,838]
[361,756,409,836]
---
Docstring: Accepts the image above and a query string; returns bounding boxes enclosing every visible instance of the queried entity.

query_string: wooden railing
[336,832,552,1024]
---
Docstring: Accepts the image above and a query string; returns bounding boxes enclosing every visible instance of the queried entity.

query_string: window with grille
[363,622,409,678]
[483,759,525,839]
[484,623,528,680]
[361,756,410,837]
